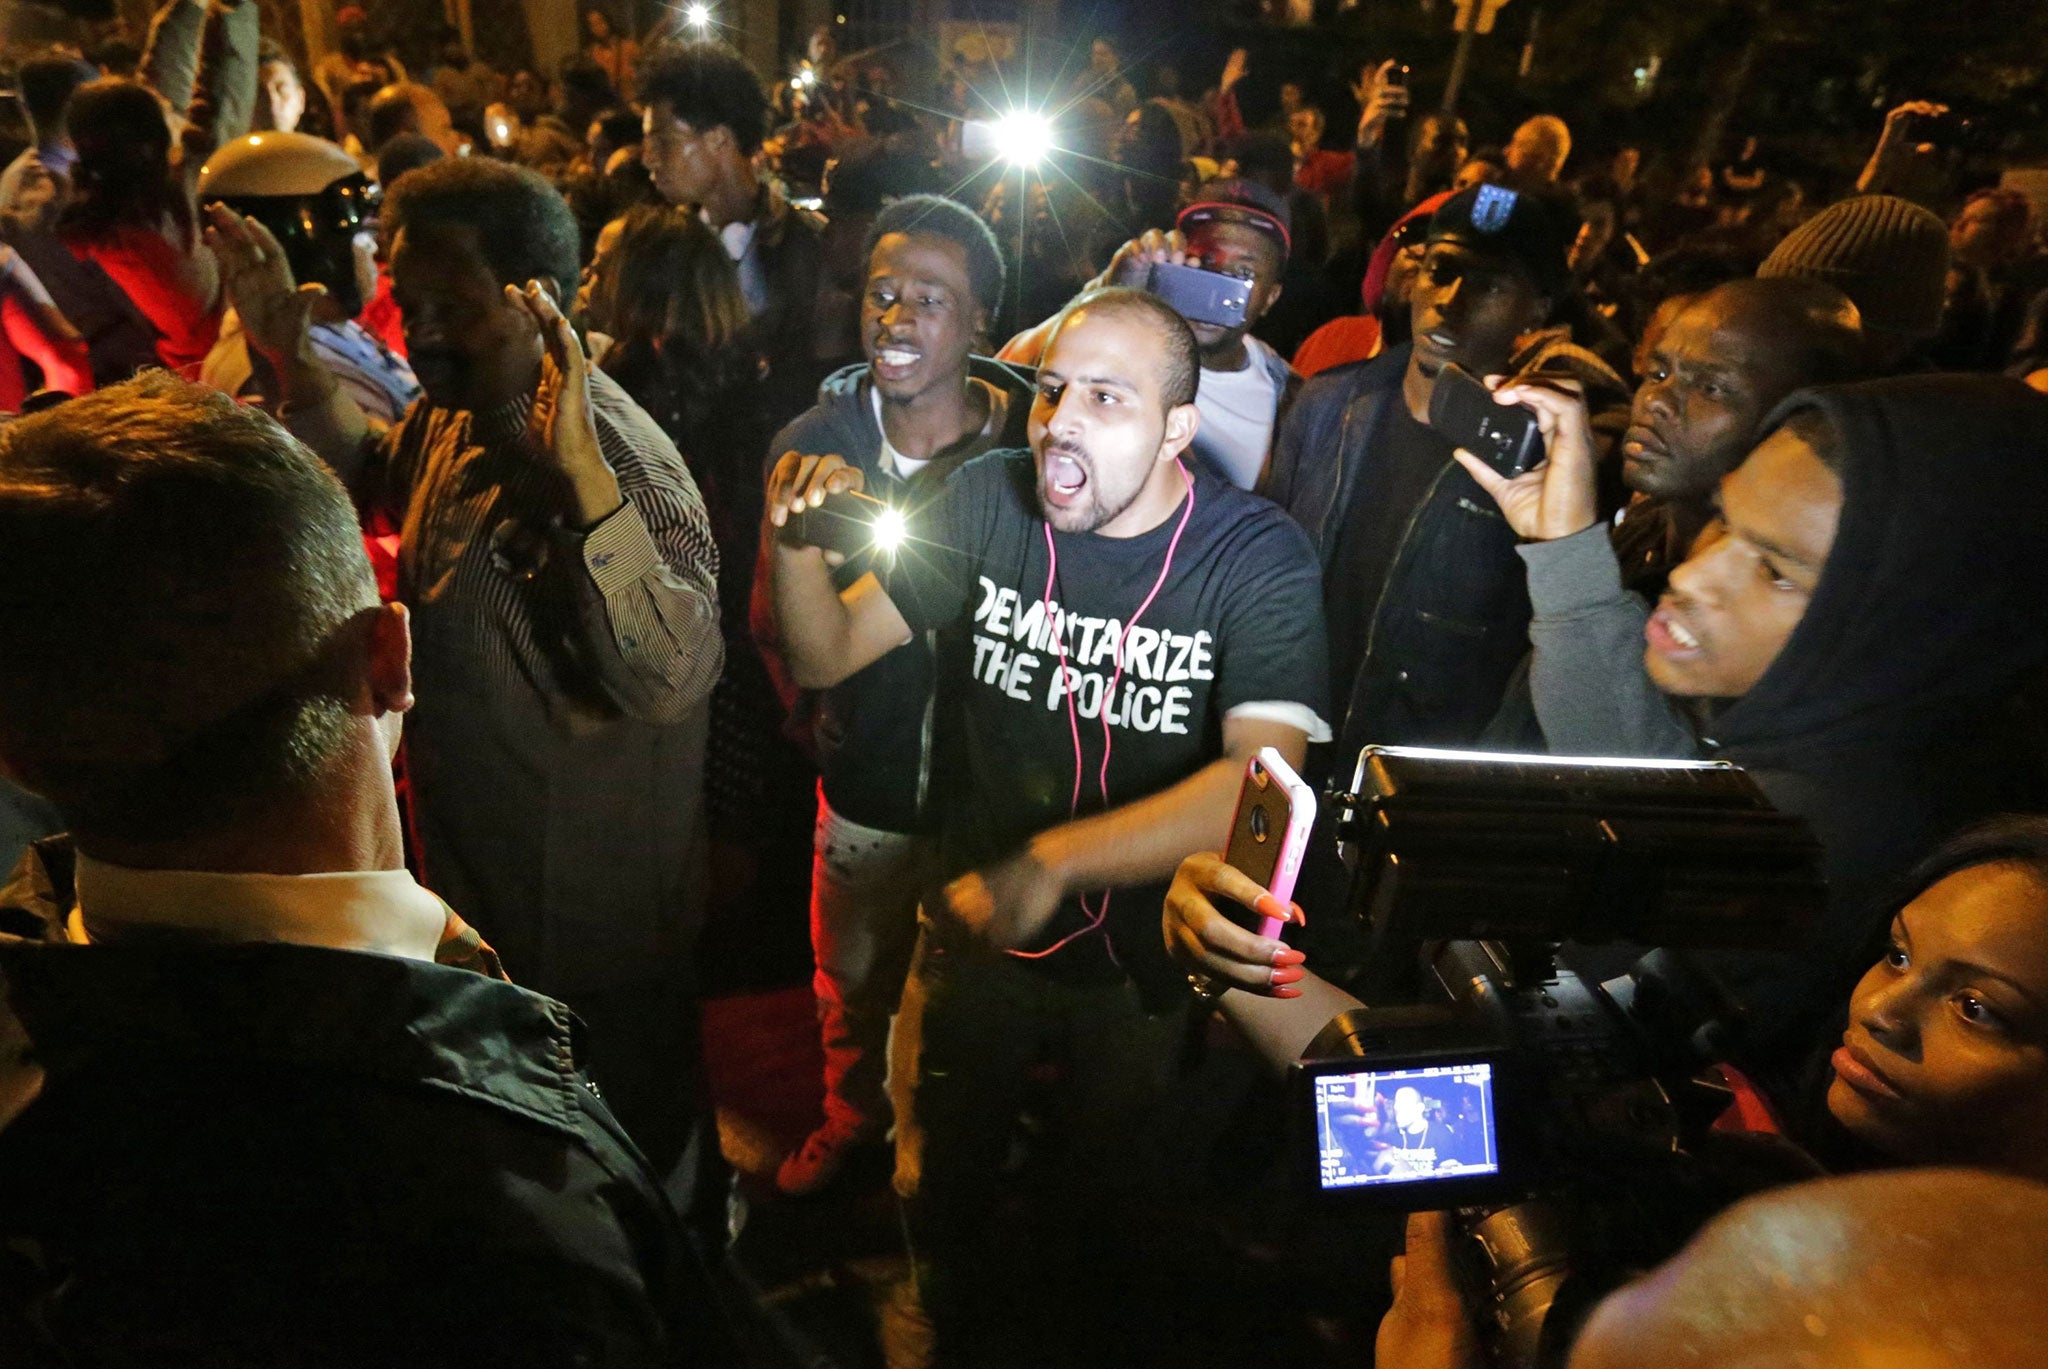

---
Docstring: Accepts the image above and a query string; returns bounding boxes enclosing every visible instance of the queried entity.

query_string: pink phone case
[1242,747,1316,939]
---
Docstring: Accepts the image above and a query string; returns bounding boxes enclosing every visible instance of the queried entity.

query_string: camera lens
[1250,806,1270,843]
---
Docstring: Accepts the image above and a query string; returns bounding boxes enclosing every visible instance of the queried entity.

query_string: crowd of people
[1,2,2047,1365]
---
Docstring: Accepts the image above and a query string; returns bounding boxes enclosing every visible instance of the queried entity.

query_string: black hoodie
[1717,380,2048,884]
[764,357,1036,833]
[1704,376,2048,1062]
[1525,375,2048,1068]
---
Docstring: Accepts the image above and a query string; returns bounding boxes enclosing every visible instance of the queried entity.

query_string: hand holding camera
[1445,372,1601,543]
[1880,99,1954,157]
[1375,1212,1484,1369]
[1106,230,1255,331]
[1105,228,1194,288]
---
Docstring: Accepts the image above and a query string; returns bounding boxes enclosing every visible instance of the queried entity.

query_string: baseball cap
[1424,183,1574,299]
[1177,177,1291,261]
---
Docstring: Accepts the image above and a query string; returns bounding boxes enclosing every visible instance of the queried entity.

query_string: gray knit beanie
[1759,194,1951,341]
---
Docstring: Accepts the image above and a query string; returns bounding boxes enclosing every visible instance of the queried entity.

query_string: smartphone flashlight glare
[684,2,712,27]
[870,505,908,553]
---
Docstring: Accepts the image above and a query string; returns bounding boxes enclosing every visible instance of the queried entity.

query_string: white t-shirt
[708,212,769,318]
[871,378,1008,480]
[1193,335,1285,490]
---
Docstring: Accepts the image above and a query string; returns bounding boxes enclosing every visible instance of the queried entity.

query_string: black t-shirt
[882,450,1330,999]
[1324,401,1454,721]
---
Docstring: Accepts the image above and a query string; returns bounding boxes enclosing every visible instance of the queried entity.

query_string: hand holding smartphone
[1443,374,1603,543]
[1146,260,1252,330]
[1222,748,1317,939]
[777,488,910,559]
[1427,364,1544,479]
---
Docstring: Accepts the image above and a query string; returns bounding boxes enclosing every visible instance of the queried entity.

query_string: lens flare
[684,3,712,28]
[870,505,909,553]
[991,110,1054,167]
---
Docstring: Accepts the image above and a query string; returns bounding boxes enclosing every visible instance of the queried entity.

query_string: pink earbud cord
[1009,457,1197,963]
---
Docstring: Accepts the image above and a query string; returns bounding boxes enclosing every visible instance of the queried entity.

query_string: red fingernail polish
[1270,966,1305,986]
[1253,893,1286,922]
[1290,903,1307,926]
[1272,947,1306,966]
[1274,987,1302,999]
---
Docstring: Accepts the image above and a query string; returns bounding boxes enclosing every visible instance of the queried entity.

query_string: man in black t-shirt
[765,286,1329,1354]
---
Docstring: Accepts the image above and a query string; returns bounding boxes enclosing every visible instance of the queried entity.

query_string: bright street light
[991,110,1054,167]
[683,3,712,29]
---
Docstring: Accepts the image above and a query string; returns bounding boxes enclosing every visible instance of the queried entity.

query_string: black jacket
[0,840,729,1367]
[746,178,831,425]
[1268,337,1628,766]
[766,357,1036,834]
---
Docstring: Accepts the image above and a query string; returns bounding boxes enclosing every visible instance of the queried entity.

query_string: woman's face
[1829,861,2048,1180]
[574,215,628,331]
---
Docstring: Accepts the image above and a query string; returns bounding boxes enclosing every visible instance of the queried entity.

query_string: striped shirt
[365,367,723,723]
[287,364,725,990]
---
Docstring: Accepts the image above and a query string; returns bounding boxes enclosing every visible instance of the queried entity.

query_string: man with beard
[766,287,1327,1355]
[1000,180,1299,492]
[204,158,724,1182]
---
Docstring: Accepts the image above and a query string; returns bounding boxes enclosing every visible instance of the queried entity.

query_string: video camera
[1291,746,1827,1366]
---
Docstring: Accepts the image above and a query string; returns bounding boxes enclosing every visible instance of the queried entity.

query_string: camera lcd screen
[1313,1062,1499,1191]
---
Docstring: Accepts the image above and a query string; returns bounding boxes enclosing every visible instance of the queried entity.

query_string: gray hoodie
[764,357,1035,833]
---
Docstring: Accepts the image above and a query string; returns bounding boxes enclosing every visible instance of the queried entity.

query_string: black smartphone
[1427,364,1544,479]
[1147,261,1252,330]
[779,489,909,559]
[1903,107,1974,149]
[1385,61,1410,91]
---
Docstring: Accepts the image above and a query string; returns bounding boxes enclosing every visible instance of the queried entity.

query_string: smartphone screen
[1313,1062,1500,1191]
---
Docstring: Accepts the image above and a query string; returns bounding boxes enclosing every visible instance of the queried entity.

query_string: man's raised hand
[1220,48,1248,94]
[1452,378,1600,543]
[1104,228,1193,288]
[765,451,865,528]
[204,203,324,364]
[1353,60,1412,149]
[506,279,619,525]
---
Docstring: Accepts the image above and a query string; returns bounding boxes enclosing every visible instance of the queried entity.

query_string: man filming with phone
[766,286,1329,1357]
[1266,183,1627,773]
[999,180,1300,493]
